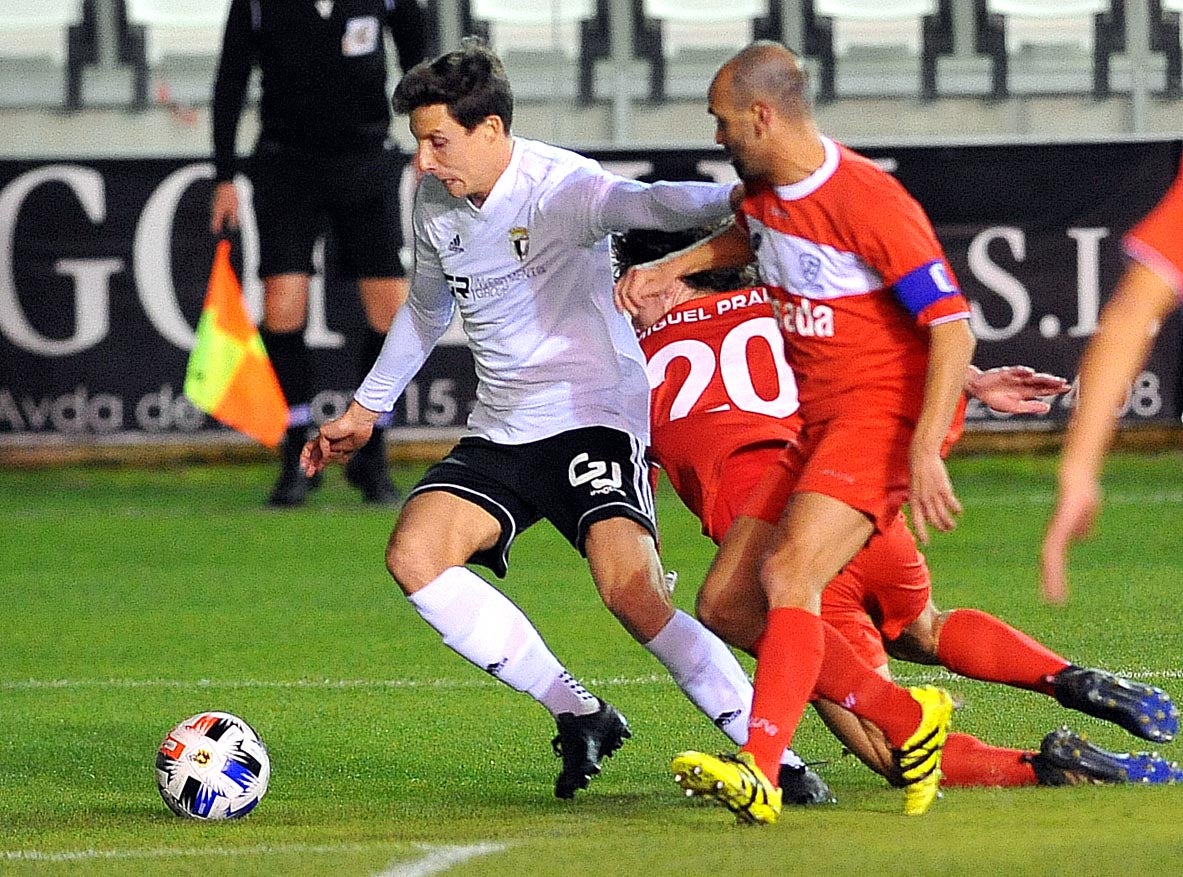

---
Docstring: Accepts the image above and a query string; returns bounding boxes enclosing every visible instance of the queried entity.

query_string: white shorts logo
[568,452,624,496]
[342,16,379,57]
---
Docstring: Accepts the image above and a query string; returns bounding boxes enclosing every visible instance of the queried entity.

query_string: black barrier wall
[1,142,1180,444]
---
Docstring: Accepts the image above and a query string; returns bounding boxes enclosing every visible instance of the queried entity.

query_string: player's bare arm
[300,401,381,476]
[1041,262,1179,604]
[614,222,752,318]
[964,365,1070,415]
[910,319,976,544]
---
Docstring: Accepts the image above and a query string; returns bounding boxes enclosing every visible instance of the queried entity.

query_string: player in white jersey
[300,38,780,801]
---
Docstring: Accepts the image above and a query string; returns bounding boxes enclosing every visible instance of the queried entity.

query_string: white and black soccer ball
[155,711,270,819]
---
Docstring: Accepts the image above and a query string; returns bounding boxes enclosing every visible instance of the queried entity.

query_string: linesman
[210,0,430,506]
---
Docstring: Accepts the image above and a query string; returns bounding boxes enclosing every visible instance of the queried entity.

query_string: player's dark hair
[612,224,756,292]
[392,36,514,131]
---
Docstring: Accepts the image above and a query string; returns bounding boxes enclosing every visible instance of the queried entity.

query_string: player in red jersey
[1043,160,1183,603]
[618,224,1181,793]
[617,42,974,820]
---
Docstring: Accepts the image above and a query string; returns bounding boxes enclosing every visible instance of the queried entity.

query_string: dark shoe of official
[1029,725,1183,785]
[1052,665,1180,743]
[778,763,837,805]
[551,700,631,799]
[267,432,314,508]
[344,430,401,505]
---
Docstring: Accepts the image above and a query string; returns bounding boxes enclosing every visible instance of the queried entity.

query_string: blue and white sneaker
[1031,726,1183,785]
[1052,666,1179,743]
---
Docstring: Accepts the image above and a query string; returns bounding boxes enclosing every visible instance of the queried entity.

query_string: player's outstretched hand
[614,261,680,320]
[967,365,1070,415]
[908,452,962,545]
[300,401,379,476]
[1040,478,1100,605]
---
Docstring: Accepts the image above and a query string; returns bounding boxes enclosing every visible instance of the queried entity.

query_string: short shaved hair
[725,41,810,118]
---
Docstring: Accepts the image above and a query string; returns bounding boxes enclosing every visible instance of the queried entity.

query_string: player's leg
[331,153,409,505]
[738,421,954,817]
[329,275,409,505]
[695,514,770,654]
[252,153,321,507]
[874,514,1179,743]
[551,427,755,747]
[260,274,315,506]
[583,516,769,745]
[386,443,623,798]
[742,490,876,778]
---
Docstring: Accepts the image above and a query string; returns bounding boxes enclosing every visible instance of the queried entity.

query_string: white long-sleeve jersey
[354,137,735,445]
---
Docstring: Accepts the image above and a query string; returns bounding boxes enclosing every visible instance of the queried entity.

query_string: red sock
[742,607,824,781]
[940,733,1038,787]
[937,609,1069,696]
[813,622,922,748]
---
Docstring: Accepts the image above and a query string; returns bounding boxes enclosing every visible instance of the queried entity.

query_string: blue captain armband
[894,259,961,317]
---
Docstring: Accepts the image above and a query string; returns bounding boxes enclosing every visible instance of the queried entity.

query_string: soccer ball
[155,711,270,819]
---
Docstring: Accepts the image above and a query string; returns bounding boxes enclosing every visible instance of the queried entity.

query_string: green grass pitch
[2,451,1182,876]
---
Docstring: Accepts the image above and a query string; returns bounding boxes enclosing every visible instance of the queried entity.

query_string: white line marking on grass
[375,843,508,877]
[961,491,1183,506]
[2,841,399,863]
[0,674,671,692]
[5,668,1183,694]
[3,491,1180,523]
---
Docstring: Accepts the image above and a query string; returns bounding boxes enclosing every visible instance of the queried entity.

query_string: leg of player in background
[260,273,315,508]
[893,604,1178,743]
[347,276,410,505]
[386,490,623,799]
[701,520,1044,788]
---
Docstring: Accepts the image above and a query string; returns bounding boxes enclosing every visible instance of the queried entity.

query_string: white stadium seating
[124,0,231,67]
[0,0,84,66]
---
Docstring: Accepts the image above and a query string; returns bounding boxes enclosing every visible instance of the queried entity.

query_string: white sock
[644,609,754,746]
[407,567,599,718]
[780,748,805,770]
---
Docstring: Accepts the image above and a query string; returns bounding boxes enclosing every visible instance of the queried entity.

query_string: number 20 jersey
[639,287,801,534]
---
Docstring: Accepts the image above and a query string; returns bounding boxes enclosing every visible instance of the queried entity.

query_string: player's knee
[596,568,672,642]
[695,588,732,636]
[758,545,817,607]
[887,606,945,663]
[384,529,441,595]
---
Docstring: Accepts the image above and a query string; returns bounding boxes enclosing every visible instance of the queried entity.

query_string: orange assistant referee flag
[183,241,288,447]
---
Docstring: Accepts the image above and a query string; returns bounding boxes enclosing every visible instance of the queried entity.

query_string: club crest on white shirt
[509,226,529,261]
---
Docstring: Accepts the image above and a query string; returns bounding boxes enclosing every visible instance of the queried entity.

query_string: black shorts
[250,141,406,280]
[409,426,657,578]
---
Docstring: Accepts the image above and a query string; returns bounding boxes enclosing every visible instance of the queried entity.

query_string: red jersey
[1124,160,1183,302]
[641,283,966,540]
[736,137,971,424]
[639,288,802,529]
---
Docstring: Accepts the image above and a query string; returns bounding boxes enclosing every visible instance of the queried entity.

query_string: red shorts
[702,441,786,544]
[821,512,932,669]
[738,414,913,533]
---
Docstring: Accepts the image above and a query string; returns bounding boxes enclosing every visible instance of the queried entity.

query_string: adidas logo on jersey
[448,234,464,254]
[772,298,834,338]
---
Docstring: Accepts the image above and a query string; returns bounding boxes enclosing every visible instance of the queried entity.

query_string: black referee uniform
[211,0,428,506]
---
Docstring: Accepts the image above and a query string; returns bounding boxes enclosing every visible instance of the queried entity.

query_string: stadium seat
[1152,0,1182,97]
[464,0,606,101]
[0,0,95,109]
[637,0,778,101]
[121,0,232,111]
[806,0,953,101]
[977,0,1124,98]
